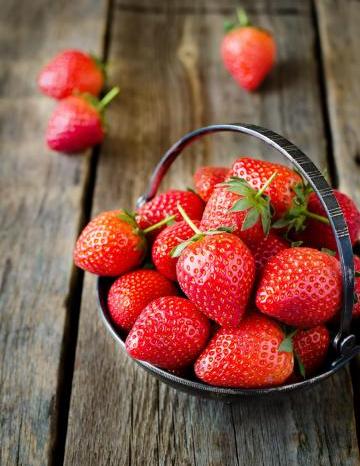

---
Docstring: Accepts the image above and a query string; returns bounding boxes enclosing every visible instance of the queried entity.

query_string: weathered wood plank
[0,1,107,464]
[315,0,360,205]
[64,0,360,464]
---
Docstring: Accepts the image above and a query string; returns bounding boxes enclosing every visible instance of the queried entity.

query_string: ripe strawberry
[221,9,276,91]
[353,255,360,318]
[107,269,178,331]
[38,49,104,99]
[193,166,229,202]
[229,157,302,218]
[256,247,342,327]
[200,186,266,247]
[152,220,201,281]
[73,210,145,276]
[194,312,293,388]
[292,326,330,377]
[136,190,205,233]
[296,190,360,250]
[46,87,119,153]
[176,229,255,327]
[248,232,289,277]
[126,296,210,370]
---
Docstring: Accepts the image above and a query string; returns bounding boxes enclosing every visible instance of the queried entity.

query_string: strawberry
[200,185,266,247]
[221,9,276,91]
[136,190,204,234]
[107,269,178,331]
[46,87,119,153]
[174,207,255,327]
[152,220,201,281]
[295,190,360,250]
[256,247,342,327]
[194,312,293,388]
[248,232,289,277]
[229,157,302,218]
[73,210,146,276]
[292,326,330,377]
[125,296,210,370]
[193,166,229,202]
[38,49,105,99]
[353,255,360,318]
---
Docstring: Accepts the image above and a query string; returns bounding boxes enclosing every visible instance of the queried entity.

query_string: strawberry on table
[175,206,255,327]
[152,220,201,281]
[46,87,119,153]
[221,9,276,91]
[256,247,342,327]
[38,49,105,99]
[73,210,146,276]
[107,269,178,331]
[136,190,205,234]
[194,312,293,388]
[193,166,229,202]
[126,296,211,371]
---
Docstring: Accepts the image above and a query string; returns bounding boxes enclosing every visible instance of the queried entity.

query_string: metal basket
[97,123,360,400]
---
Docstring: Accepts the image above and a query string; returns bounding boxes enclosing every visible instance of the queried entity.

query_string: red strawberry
[229,157,302,218]
[256,247,342,327]
[293,326,330,377]
[38,49,104,99]
[248,232,289,277]
[152,220,201,281]
[46,87,119,153]
[200,186,267,247]
[136,190,204,233]
[73,210,145,276]
[221,9,276,91]
[194,312,293,388]
[296,190,360,250]
[126,296,210,370]
[176,231,255,327]
[353,255,360,318]
[193,166,229,202]
[107,269,178,331]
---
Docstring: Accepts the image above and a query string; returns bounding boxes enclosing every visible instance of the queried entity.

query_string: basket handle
[137,123,356,359]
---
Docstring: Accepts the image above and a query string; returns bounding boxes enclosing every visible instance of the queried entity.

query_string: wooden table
[1,0,360,464]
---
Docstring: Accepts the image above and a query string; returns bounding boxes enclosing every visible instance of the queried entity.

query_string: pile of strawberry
[38,49,119,153]
[74,157,360,388]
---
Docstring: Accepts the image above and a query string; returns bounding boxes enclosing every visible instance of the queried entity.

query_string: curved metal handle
[137,123,355,356]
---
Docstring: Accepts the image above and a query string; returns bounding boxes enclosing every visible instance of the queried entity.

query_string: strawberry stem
[255,172,278,199]
[98,86,120,110]
[177,204,202,234]
[143,214,176,234]
[304,210,330,225]
[236,8,250,27]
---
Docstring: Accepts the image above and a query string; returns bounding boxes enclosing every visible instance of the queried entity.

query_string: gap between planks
[48,1,115,464]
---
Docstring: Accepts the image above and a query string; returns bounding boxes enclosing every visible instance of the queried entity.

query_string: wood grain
[315,0,360,205]
[0,1,106,464]
[64,0,360,465]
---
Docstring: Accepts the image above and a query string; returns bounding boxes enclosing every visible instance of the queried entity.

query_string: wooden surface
[0,0,360,465]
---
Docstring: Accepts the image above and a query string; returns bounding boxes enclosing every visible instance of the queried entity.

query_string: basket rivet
[339,335,356,355]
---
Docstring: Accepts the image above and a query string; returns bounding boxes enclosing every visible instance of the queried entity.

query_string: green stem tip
[143,214,176,234]
[98,86,120,110]
[304,210,330,225]
[255,171,278,199]
[236,8,250,27]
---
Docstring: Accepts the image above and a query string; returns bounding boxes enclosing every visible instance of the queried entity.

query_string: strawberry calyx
[279,329,306,378]
[81,86,120,120]
[223,172,278,235]
[170,204,233,258]
[273,183,329,233]
[224,8,251,33]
